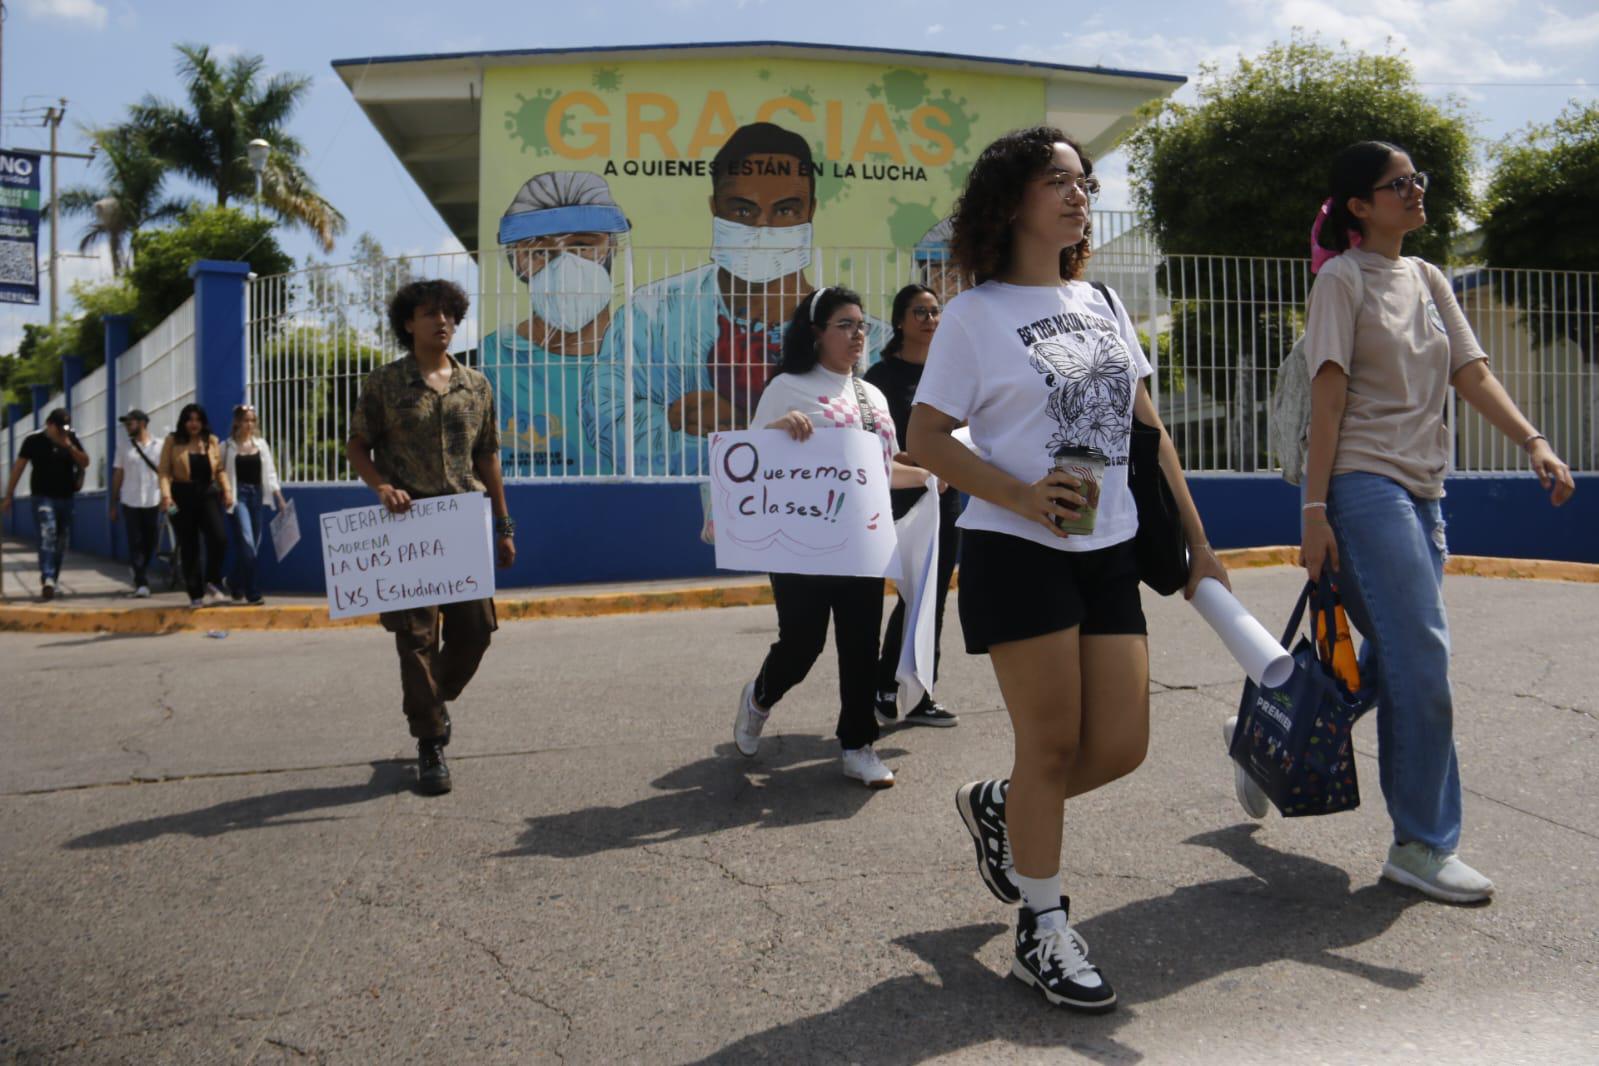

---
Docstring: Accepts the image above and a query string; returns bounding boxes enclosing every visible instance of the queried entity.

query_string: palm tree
[131,43,345,252]
[53,124,190,275]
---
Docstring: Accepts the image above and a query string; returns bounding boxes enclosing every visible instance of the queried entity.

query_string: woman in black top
[157,403,233,607]
[863,284,960,728]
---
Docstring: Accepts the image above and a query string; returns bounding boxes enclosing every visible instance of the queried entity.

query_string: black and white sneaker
[904,696,958,728]
[874,689,900,726]
[955,779,1019,904]
[1013,898,1116,1013]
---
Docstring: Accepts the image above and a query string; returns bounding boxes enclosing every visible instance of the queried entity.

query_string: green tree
[52,124,191,275]
[1125,36,1476,469]
[125,206,294,336]
[1480,100,1599,361]
[131,43,345,252]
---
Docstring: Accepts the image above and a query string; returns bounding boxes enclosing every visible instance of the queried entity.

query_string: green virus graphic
[591,67,623,92]
[866,83,883,99]
[930,89,978,153]
[886,198,941,251]
[946,160,974,193]
[757,68,772,81]
[810,140,848,208]
[879,69,930,112]
[504,89,566,157]
[785,85,818,110]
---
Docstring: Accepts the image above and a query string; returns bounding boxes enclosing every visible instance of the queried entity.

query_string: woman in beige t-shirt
[1284,141,1575,904]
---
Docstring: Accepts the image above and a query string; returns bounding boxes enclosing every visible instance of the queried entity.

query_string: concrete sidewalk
[3,565,1596,1062]
[4,536,1595,636]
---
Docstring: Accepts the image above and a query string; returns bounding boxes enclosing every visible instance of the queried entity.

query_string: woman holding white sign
[907,126,1229,1012]
[732,286,932,789]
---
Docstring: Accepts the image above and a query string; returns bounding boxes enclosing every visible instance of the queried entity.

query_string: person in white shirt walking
[732,286,932,788]
[908,127,1229,1012]
[220,404,286,605]
[109,409,163,597]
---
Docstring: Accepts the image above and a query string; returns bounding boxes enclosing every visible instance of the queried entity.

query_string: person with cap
[110,408,163,597]
[481,170,630,478]
[2,408,89,600]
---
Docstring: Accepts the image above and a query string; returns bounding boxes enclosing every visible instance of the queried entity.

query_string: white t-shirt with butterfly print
[915,279,1154,553]
[750,364,899,475]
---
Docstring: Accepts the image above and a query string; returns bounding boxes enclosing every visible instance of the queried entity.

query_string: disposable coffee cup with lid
[1050,445,1108,535]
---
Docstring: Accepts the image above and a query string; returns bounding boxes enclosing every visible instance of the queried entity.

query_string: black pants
[380,599,498,740]
[172,483,227,600]
[123,505,159,588]
[876,503,961,696]
[755,572,884,750]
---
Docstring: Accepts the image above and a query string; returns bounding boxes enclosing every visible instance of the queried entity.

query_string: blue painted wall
[5,474,1593,593]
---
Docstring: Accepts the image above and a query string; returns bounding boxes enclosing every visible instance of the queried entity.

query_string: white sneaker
[841,745,895,789]
[134,585,151,599]
[1381,842,1495,904]
[733,681,769,757]
[1223,716,1270,820]
[204,583,227,605]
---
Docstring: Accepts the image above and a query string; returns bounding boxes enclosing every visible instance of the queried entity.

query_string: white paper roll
[1188,578,1295,689]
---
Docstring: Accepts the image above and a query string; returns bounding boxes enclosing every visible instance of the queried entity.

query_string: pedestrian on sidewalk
[906,127,1229,1012]
[158,403,233,608]
[110,409,163,597]
[220,404,285,606]
[347,279,515,797]
[864,283,961,729]
[2,408,90,600]
[731,286,933,789]
[1278,139,1577,904]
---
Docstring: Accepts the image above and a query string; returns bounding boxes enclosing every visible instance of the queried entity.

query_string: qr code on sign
[0,240,37,286]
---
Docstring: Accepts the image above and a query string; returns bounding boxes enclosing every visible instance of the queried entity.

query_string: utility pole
[39,99,93,323]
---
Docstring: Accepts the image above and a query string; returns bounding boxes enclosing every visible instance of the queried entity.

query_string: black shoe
[874,689,899,727]
[417,739,452,795]
[40,580,55,601]
[439,711,452,748]
[955,779,1019,904]
[1013,899,1116,1013]
[904,696,958,728]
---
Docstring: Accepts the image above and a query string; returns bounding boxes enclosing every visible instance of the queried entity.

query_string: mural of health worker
[589,122,888,476]
[914,216,966,306]
[482,170,630,477]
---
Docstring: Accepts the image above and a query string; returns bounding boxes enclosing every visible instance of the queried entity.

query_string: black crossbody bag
[1090,282,1190,596]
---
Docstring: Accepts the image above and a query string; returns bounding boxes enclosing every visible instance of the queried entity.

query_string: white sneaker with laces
[134,585,151,599]
[733,681,769,757]
[841,745,894,788]
[1223,716,1270,820]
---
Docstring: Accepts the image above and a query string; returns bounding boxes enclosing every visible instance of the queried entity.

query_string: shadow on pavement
[498,733,908,859]
[62,761,412,848]
[687,825,1421,1065]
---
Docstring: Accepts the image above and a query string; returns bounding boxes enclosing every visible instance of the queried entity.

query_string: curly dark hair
[778,286,864,375]
[950,126,1094,286]
[387,279,471,352]
[170,402,213,446]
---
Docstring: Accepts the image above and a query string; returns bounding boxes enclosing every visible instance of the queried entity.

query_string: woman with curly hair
[907,127,1229,1011]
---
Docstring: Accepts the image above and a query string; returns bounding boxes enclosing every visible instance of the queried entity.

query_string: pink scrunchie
[1310,198,1361,275]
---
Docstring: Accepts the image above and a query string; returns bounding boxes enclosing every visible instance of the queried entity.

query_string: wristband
[1521,432,1547,452]
[1302,502,1328,512]
[494,515,516,537]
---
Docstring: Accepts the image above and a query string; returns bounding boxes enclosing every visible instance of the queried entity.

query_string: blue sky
[3,0,1596,354]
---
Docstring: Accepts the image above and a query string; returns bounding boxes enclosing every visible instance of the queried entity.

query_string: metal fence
[244,232,1597,484]
[118,296,197,444]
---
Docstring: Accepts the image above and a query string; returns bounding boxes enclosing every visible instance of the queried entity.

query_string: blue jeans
[228,483,263,602]
[32,496,74,583]
[1326,471,1462,852]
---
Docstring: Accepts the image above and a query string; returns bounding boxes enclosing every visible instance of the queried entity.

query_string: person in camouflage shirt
[348,279,516,796]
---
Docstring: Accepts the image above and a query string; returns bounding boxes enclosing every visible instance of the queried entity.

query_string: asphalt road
[3,566,1596,1064]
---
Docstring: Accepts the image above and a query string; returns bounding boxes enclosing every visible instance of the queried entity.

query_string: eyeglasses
[828,319,869,335]
[908,306,941,322]
[1373,171,1428,198]
[1046,173,1100,204]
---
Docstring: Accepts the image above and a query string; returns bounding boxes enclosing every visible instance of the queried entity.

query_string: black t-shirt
[864,353,963,521]
[19,430,81,498]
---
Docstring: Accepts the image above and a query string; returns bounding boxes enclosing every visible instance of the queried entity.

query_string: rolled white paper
[1188,578,1294,689]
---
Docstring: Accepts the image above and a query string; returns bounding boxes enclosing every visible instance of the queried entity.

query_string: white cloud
[1526,5,1599,49]
[926,24,944,35]
[17,0,108,29]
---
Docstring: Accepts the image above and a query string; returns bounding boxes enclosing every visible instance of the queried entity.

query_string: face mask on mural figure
[526,252,613,333]
[710,218,813,284]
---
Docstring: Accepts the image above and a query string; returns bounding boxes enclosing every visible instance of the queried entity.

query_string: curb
[2,549,1593,636]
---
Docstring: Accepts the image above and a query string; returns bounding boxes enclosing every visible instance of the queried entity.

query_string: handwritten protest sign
[709,429,896,577]
[319,493,494,619]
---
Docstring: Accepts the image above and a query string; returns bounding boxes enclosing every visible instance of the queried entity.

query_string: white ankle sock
[1015,872,1063,920]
